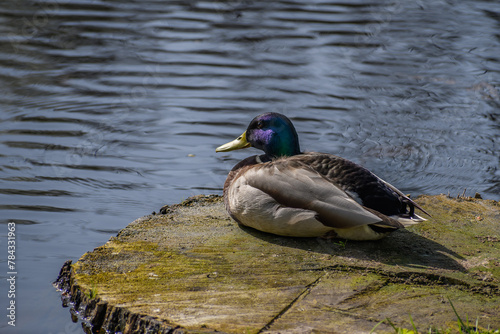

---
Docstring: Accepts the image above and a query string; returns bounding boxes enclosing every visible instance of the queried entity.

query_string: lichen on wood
[54,194,500,334]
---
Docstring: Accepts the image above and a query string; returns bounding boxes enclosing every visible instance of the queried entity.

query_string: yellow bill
[216,131,251,152]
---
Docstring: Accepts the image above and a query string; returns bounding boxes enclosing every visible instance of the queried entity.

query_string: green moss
[67,195,500,333]
[377,298,500,334]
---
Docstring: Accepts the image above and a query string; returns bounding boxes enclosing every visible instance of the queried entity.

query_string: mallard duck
[215,112,429,240]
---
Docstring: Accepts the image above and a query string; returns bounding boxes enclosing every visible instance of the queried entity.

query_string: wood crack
[257,271,328,333]
[302,265,500,296]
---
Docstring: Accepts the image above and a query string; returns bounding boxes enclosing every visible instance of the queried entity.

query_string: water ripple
[0,0,499,331]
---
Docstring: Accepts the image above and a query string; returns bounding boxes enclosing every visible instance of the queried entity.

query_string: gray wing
[244,160,385,229]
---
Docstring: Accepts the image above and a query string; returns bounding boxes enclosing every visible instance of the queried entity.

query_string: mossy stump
[54,194,500,334]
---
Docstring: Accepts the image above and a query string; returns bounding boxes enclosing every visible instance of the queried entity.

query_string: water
[0,0,498,332]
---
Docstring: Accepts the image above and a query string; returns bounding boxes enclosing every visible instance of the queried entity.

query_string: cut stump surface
[55,194,500,333]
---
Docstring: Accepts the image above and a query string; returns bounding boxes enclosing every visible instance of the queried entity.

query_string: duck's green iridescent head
[216,112,301,158]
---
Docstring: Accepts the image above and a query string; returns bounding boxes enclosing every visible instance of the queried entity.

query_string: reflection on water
[0,0,499,332]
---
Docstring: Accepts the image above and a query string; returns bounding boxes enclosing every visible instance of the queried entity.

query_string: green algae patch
[55,194,500,334]
[412,195,500,286]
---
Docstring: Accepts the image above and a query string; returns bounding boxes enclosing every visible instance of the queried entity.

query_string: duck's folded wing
[377,178,431,217]
[245,161,384,229]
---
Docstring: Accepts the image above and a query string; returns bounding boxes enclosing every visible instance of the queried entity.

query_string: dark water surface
[0,0,499,332]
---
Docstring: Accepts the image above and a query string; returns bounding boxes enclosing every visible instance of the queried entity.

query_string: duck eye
[257,120,264,129]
